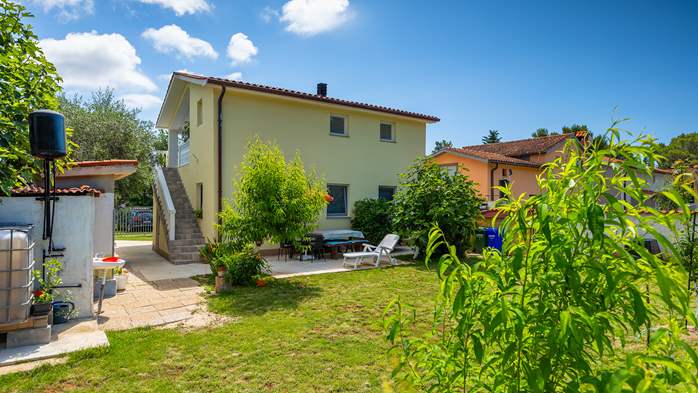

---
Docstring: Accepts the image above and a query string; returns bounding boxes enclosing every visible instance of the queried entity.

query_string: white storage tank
[0,225,35,326]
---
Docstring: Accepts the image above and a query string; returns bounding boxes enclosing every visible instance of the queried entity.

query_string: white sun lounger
[342,234,400,269]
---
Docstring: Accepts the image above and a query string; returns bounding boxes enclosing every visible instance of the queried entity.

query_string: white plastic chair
[342,234,400,269]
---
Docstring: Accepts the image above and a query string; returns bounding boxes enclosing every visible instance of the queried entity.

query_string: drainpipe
[217,85,226,239]
[489,162,499,202]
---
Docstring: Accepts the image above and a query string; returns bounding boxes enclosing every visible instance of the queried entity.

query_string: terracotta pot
[256,279,267,287]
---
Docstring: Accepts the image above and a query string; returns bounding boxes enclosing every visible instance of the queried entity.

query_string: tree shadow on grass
[207,278,323,317]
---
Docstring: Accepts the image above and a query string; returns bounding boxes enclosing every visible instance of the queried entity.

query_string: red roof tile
[11,185,103,197]
[174,72,440,122]
[463,133,576,157]
[443,147,542,168]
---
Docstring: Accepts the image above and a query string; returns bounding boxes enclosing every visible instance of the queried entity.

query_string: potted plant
[31,258,63,316]
[114,266,129,291]
[30,288,53,316]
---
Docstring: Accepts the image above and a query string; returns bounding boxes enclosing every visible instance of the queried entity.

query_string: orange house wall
[432,154,490,198]
[432,153,543,201]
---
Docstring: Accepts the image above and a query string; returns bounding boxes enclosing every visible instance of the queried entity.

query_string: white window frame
[379,122,396,142]
[330,115,348,137]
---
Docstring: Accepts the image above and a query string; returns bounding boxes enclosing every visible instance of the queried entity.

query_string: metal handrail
[154,165,176,241]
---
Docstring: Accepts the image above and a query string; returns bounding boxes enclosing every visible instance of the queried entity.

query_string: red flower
[324,193,334,203]
[33,290,44,297]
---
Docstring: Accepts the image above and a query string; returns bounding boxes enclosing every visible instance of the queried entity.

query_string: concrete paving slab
[0,319,108,367]
[267,255,414,278]
[115,240,210,282]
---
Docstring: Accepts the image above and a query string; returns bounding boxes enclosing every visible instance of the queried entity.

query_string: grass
[0,264,438,392]
[114,232,152,241]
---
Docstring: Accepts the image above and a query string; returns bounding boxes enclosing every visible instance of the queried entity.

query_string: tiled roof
[174,72,440,122]
[11,185,103,197]
[443,147,542,168]
[74,159,138,167]
[463,133,575,157]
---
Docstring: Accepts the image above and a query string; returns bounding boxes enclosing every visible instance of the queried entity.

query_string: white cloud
[137,0,211,16]
[227,33,258,65]
[259,6,279,23]
[142,25,218,60]
[121,94,163,110]
[39,31,157,92]
[29,0,94,21]
[225,72,242,80]
[280,0,351,36]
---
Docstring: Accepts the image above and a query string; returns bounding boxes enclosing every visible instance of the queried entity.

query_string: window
[442,165,458,176]
[498,179,510,199]
[330,115,346,136]
[196,99,203,126]
[378,186,396,201]
[195,183,203,211]
[327,184,348,217]
[502,168,512,177]
[380,122,395,142]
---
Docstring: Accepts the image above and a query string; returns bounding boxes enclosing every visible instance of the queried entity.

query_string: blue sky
[25,0,698,150]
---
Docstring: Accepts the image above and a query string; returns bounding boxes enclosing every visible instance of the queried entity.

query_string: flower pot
[31,302,52,317]
[115,273,129,291]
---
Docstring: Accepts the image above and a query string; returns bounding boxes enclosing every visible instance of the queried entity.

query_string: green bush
[391,157,482,255]
[212,244,268,286]
[385,129,698,391]
[351,198,392,245]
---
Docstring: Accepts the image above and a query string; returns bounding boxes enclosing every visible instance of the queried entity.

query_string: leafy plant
[384,128,698,391]
[391,158,482,255]
[482,129,502,144]
[0,1,72,196]
[193,208,203,219]
[351,198,392,245]
[32,258,63,304]
[218,137,327,246]
[214,244,269,286]
[59,90,159,206]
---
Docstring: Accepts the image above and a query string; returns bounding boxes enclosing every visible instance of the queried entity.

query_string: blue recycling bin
[485,227,502,251]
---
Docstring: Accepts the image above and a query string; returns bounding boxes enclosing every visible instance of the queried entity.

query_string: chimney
[316,83,327,97]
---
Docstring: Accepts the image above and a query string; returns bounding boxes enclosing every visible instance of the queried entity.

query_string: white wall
[0,196,96,318]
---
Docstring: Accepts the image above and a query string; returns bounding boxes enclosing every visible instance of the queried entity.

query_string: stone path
[97,240,222,331]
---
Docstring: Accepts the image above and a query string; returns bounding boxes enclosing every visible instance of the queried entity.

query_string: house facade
[431,133,580,203]
[154,72,438,256]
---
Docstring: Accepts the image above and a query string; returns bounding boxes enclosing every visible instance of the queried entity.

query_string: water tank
[29,110,67,159]
[0,225,35,325]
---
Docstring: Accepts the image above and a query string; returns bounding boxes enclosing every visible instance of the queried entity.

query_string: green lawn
[0,264,438,392]
[115,232,152,241]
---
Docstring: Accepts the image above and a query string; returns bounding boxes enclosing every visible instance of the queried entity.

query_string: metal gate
[114,207,153,237]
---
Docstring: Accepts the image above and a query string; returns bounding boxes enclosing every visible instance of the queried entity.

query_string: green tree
[391,158,482,255]
[218,137,327,246]
[431,139,453,154]
[531,127,560,138]
[482,129,502,144]
[0,1,69,195]
[385,128,698,391]
[59,90,158,206]
[562,123,589,133]
[657,132,698,168]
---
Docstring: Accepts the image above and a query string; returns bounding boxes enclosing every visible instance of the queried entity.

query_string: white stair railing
[154,166,176,241]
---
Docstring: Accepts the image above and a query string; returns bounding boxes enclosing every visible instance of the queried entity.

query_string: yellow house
[152,72,439,262]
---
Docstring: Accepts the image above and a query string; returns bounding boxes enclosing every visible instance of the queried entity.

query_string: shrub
[384,129,698,391]
[218,137,327,246]
[391,157,482,255]
[214,244,269,286]
[351,198,392,245]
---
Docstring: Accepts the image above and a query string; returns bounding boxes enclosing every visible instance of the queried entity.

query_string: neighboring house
[431,133,584,204]
[432,133,695,210]
[153,72,439,261]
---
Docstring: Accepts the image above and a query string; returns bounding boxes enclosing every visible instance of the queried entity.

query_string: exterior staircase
[157,167,206,264]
